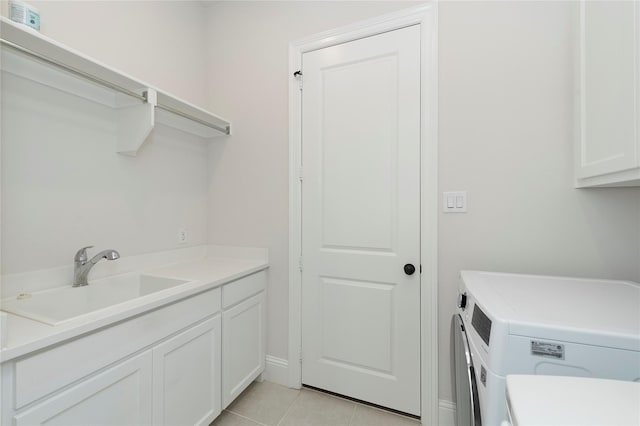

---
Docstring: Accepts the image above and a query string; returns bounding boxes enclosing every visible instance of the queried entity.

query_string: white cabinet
[575,1,640,187]
[1,288,222,426]
[153,317,221,426]
[13,315,223,426]
[1,270,269,426]
[222,272,267,408]
[13,352,153,426]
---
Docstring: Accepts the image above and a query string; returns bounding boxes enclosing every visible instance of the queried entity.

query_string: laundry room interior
[0,1,639,426]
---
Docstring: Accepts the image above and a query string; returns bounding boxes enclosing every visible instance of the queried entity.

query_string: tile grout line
[347,400,358,426]
[224,409,270,426]
[275,387,304,426]
[300,386,358,426]
[352,400,421,423]
[225,382,419,426]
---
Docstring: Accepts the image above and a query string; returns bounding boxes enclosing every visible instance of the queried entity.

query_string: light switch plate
[443,191,467,213]
[178,228,188,244]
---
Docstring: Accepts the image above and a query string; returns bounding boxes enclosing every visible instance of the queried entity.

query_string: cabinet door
[13,352,152,426]
[577,1,639,179]
[222,291,266,408]
[152,316,221,426]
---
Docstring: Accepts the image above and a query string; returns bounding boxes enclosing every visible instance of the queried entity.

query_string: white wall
[437,0,640,402]
[203,0,640,404]
[203,0,421,370]
[1,1,211,275]
[1,0,209,108]
[1,79,209,274]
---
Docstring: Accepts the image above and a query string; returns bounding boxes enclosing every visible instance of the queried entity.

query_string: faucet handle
[74,246,94,262]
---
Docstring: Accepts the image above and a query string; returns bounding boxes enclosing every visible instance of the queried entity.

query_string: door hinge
[299,348,303,363]
[420,264,422,274]
[298,256,303,271]
[293,70,303,90]
[298,167,303,182]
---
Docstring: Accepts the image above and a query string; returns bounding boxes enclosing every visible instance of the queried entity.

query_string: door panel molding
[300,25,420,413]
[288,3,438,424]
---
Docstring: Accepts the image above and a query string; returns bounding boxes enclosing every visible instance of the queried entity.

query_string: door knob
[404,264,416,275]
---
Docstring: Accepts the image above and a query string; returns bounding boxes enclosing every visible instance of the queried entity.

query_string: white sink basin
[0,274,189,326]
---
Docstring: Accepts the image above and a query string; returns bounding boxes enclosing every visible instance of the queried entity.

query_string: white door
[301,25,421,415]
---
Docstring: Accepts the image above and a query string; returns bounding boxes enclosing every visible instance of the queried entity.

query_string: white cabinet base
[1,270,268,426]
[153,317,221,426]
[14,352,152,426]
[222,276,266,408]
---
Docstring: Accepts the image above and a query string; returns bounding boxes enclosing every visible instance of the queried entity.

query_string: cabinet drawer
[222,271,266,309]
[13,287,221,409]
[14,351,153,426]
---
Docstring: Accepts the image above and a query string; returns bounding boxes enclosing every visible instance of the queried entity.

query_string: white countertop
[506,375,640,426]
[0,254,268,362]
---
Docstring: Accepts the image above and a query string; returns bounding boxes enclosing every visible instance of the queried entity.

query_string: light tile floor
[211,381,421,426]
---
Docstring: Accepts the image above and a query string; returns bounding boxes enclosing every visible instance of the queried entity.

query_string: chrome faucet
[73,246,120,287]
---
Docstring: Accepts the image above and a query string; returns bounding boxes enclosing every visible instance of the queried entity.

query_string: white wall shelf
[0,17,231,156]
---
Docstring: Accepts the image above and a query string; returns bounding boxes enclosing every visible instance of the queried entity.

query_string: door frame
[288,4,438,424]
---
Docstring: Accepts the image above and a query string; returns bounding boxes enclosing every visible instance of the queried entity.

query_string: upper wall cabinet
[575,1,639,187]
[0,17,231,156]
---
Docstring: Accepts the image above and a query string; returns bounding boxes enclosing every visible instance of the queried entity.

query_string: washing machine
[452,271,640,426]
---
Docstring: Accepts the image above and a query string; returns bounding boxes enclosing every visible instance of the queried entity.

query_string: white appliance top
[461,271,640,350]
[506,375,640,426]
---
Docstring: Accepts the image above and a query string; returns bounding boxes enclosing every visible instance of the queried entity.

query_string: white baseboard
[438,399,456,426]
[263,355,289,386]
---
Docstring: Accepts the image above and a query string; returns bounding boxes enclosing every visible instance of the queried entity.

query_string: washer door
[453,314,482,426]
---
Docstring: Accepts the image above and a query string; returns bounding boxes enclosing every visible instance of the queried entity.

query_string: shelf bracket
[116,88,156,156]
